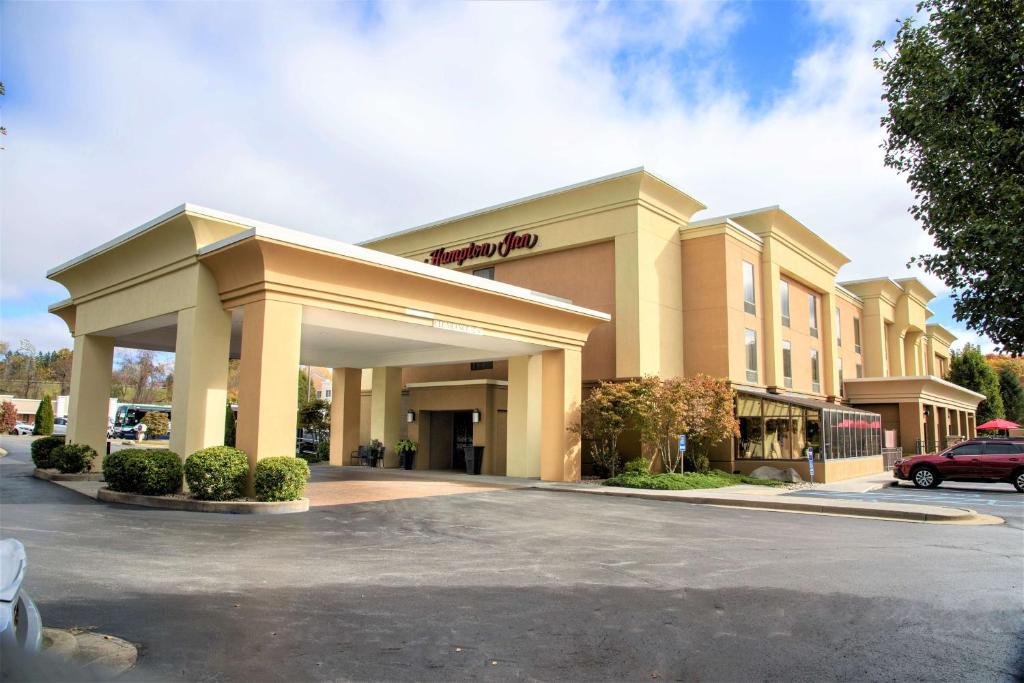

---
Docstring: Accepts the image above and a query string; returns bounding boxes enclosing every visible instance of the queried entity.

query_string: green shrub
[140,411,170,437]
[316,439,330,462]
[104,449,183,495]
[184,446,249,500]
[224,404,236,447]
[604,470,787,491]
[623,458,650,475]
[33,395,55,436]
[253,457,310,502]
[30,435,66,469]
[52,443,98,474]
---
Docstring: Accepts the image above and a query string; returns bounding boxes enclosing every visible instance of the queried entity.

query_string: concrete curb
[97,487,310,514]
[535,484,979,523]
[33,468,104,482]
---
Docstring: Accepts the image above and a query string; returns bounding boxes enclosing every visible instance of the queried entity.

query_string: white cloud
[0,313,73,352]
[948,327,999,355]
[4,0,957,352]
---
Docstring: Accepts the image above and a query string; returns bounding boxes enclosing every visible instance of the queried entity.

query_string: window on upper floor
[472,267,495,280]
[325,389,332,399]
[810,349,821,393]
[808,294,819,338]
[782,340,793,389]
[835,308,842,346]
[853,317,862,354]
[745,329,758,383]
[742,261,756,315]
[856,363,864,378]
[470,361,494,371]
[780,281,790,327]
[837,359,844,397]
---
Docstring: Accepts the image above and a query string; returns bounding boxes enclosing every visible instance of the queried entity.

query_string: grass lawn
[602,470,788,490]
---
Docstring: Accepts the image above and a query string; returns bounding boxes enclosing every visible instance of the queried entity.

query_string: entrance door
[452,411,473,471]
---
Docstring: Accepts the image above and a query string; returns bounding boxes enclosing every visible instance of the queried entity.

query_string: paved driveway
[1,436,1022,681]
[788,482,1024,528]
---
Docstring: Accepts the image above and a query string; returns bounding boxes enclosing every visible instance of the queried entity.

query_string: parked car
[52,417,67,436]
[893,438,1024,492]
[8,423,33,436]
[0,539,43,660]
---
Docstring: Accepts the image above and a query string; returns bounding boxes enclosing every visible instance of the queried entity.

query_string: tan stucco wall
[488,241,616,381]
[681,233,730,378]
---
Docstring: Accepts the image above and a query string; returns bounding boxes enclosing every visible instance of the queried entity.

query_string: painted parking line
[788,489,1024,509]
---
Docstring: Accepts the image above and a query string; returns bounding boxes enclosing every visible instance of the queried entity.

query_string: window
[853,317,862,354]
[808,294,818,337]
[780,281,790,327]
[472,267,495,280]
[742,262,756,314]
[810,349,821,393]
[950,443,983,456]
[835,308,842,346]
[316,390,322,399]
[856,363,863,378]
[837,359,844,397]
[745,329,758,383]
[782,340,793,389]
[470,361,494,371]
[325,389,332,399]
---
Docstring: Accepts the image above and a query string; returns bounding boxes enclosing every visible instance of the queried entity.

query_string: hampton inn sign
[426,230,538,266]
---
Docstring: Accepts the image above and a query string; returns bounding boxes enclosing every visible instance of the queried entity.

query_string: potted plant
[368,439,384,468]
[396,439,418,470]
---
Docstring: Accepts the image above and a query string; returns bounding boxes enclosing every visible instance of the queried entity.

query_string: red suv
[893,438,1024,492]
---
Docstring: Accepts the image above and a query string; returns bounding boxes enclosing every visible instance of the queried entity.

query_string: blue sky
[0,0,993,354]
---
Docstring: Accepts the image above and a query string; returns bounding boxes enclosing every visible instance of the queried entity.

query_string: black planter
[400,451,416,470]
[463,446,484,475]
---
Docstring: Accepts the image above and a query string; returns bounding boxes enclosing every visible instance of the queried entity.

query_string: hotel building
[48,168,983,483]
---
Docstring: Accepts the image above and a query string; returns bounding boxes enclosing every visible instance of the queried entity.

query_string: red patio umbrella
[976,418,1021,431]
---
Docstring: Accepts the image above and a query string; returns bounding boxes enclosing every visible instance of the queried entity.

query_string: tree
[632,376,695,474]
[297,398,330,444]
[874,0,1024,353]
[224,404,237,447]
[998,366,1024,423]
[1,401,17,433]
[33,394,54,435]
[298,369,312,405]
[571,381,639,477]
[949,344,1004,422]
[679,374,740,473]
[112,350,168,403]
[141,411,170,437]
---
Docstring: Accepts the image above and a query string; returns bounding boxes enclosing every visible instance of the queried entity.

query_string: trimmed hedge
[52,443,97,474]
[104,449,183,495]
[31,435,66,469]
[184,446,249,501]
[254,457,310,502]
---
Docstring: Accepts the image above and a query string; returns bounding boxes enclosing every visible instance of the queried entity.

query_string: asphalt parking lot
[2,436,1022,682]
[788,481,1024,528]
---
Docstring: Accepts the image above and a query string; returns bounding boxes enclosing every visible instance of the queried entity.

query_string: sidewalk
[812,471,898,493]
[533,481,992,524]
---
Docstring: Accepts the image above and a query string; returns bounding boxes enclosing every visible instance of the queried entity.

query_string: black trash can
[463,446,484,475]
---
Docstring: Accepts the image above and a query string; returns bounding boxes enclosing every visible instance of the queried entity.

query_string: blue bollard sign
[806,446,814,480]
[678,435,687,453]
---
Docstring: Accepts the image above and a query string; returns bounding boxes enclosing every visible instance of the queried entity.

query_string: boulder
[749,465,803,483]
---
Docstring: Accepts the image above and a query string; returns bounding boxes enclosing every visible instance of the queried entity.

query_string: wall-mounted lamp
[406,409,416,423]
[471,409,481,423]
[923,407,931,418]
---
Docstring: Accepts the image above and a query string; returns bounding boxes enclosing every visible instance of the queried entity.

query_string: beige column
[958,410,968,438]
[170,272,232,459]
[540,348,582,482]
[236,299,302,482]
[968,413,976,437]
[329,367,362,466]
[937,406,949,449]
[370,366,402,467]
[903,331,923,376]
[898,402,923,454]
[888,329,907,377]
[506,355,542,477]
[761,259,783,390]
[67,334,115,467]
[861,305,888,377]
[821,290,840,399]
